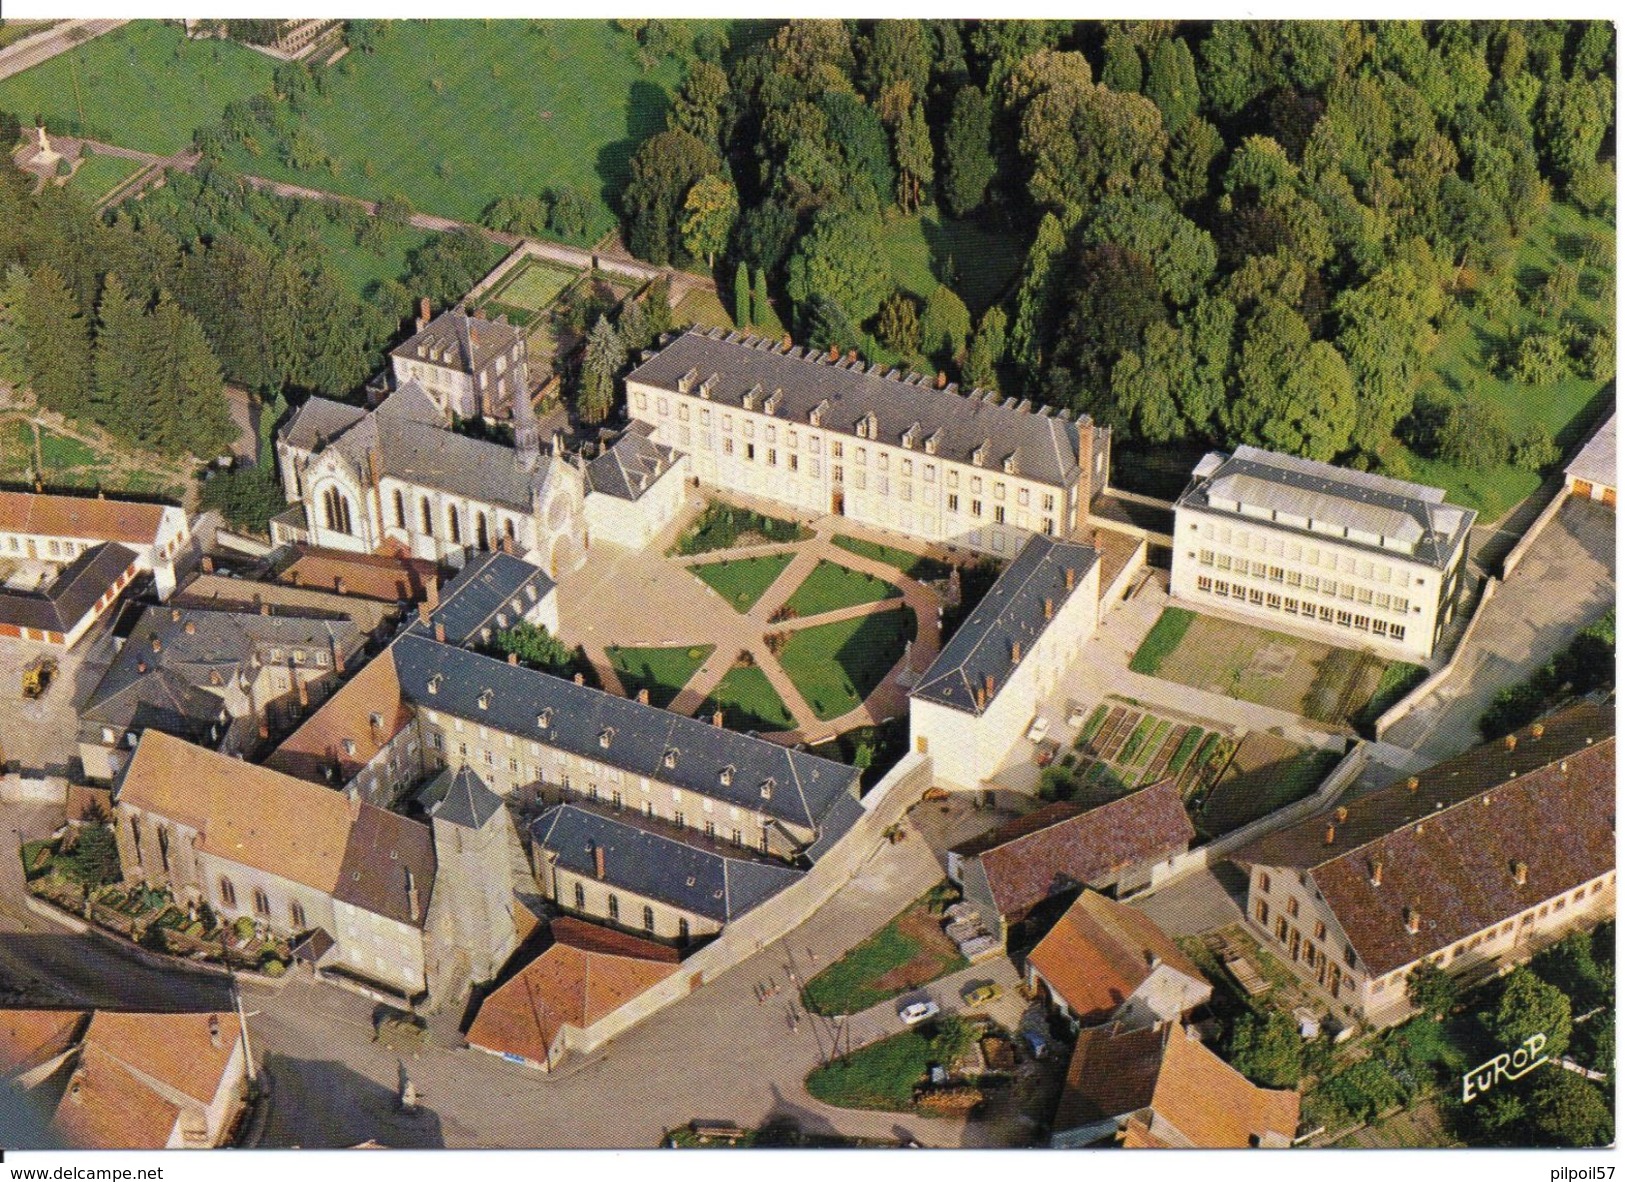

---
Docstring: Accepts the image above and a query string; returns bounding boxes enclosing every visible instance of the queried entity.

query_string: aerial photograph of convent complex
[0,14,1614,1158]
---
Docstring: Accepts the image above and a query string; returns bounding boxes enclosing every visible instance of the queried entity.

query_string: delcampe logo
[1461,1033,1550,1103]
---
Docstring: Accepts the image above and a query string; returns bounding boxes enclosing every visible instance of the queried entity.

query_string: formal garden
[687,552,796,613]
[697,654,794,733]
[671,501,810,557]
[606,643,713,709]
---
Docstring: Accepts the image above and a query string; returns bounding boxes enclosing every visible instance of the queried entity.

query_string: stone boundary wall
[1500,488,1572,578]
[560,754,934,1058]
[1373,577,1501,739]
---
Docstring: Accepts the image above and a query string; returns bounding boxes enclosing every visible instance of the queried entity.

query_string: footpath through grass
[783,560,901,618]
[606,644,712,709]
[1130,607,1195,675]
[779,607,914,721]
[831,535,951,582]
[688,552,795,613]
[65,153,143,202]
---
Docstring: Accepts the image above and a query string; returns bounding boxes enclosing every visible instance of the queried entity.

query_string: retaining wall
[1373,578,1500,740]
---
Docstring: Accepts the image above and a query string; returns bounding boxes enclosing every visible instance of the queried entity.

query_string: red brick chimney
[418,297,431,331]
[593,844,606,880]
[335,576,348,596]
[1513,860,1528,886]
[1369,859,1383,887]
[1043,597,1054,621]
[713,710,724,727]
[297,679,309,708]
[333,640,345,675]
[574,672,585,686]
[434,622,446,644]
[1324,823,1336,846]
[418,601,432,626]
[508,652,519,665]
[637,688,650,705]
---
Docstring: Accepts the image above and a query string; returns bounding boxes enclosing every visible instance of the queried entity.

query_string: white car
[1026,716,1051,743]
[898,1000,941,1025]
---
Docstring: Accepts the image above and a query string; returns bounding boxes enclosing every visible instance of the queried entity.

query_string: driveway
[1383,497,1615,763]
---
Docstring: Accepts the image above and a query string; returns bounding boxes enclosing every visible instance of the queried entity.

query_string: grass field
[315,219,434,299]
[674,287,734,332]
[606,644,712,709]
[0,21,55,50]
[1129,607,1196,676]
[783,560,901,618]
[802,886,966,1016]
[880,208,1024,316]
[1396,201,1614,521]
[1198,742,1340,837]
[699,661,794,732]
[804,1026,939,1111]
[64,153,142,202]
[211,21,689,234]
[688,552,795,613]
[0,23,274,155]
[779,607,914,721]
[830,535,951,582]
[484,257,581,313]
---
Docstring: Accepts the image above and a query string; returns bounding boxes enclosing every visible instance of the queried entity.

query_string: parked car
[1026,716,1051,743]
[899,1000,941,1025]
[963,984,1003,1008]
[1022,1030,1050,1060]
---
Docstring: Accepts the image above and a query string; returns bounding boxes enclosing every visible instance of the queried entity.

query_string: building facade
[910,536,1101,790]
[0,542,139,648]
[1234,705,1615,1027]
[0,490,190,599]
[1171,445,1476,662]
[625,329,1109,558]
[390,307,529,421]
[1564,411,1615,507]
[583,426,691,551]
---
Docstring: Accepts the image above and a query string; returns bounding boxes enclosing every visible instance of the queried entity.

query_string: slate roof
[1054,1023,1300,1148]
[1177,444,1475,569]
[532,805,804,923]
[0,490,175,546]
[0,542,136,635]
[1236,704,1616,976]
[281,397,367,453]
[912,535,1097,715]
[954,783,1195,922]
[333,804,435,930]
[627,328,1092,488]
[393,632,860,833]
[1567,411,1616,490]
[264,649,411,785]
[392,309,521,376]
[427,765,504,830]
[466,917,678,1066]
[1027,891,1209,1027]
[585,426,683,502]
[406,550,555,648]
[176,572,395,636]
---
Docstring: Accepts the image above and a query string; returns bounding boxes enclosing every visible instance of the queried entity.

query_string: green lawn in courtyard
[830,535,952,582]
[0,22,274,155]
[804,1027,942,1112]
[782,559,901,618]
[484,256,581,313]
[779,607,915,721]
[1129,607,1195,676]
[606,644,713,710]
[688,552,795,613]
[699,661,794,732]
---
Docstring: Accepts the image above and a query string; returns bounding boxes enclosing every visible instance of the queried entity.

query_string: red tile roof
[0,490,173,546]
[466,919,678,1066]
[277,545,437,604]
[0,1010,88,1078]
[1027,891,1207,1025]
[266,650,411,785]
[1238,705,1616,976]
[963,782,1194,921]
[1055,1023,1299,1148]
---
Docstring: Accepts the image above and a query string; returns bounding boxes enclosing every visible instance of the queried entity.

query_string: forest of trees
[617,19,1614,482]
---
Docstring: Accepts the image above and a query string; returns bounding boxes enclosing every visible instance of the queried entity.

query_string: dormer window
[1003,453,1019,475]
[764,387,783,415]
[972,440,988,467]
[478,689,493,711]
[924,430,940,456]
[901,422,920,448]
[677,367,699,394]
[428,674,443,695]
[599,727,615,749]
[537,709,553,729]
[809,400,829,428]
[663,748,679,769]
[760,778,775,800]
[742,383,761,410]
[720,765,735,787]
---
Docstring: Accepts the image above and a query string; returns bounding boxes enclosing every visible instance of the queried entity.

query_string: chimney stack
[1504,734,1517,751]
[983,673,995,698]
[935,372,947,389]
[335,576,348,596]
[1011,640,1022,664]
[1513,860,1528,886]
[260,601,271,616]
[418,601,432,626]
[333,641,345,675]
[508,652,519,665]
[418,297,431,330]
[1324,824,1336,846]
[713,710,724,727]
[425,578,440,610]
[593,843,606,880]
[171,607,181,622]
[406,867,421,922]
[1369,859,1383,887]
[434,622,446,644]
[1065,567,1076,591]
[298,679,309,708]
[574,672,585,686]
[258,718,270,740]
[637,688,650,705]
[209,1015,222,1049]
[137,660,148,674]
[1043,597,1054,621]
[201,555,214,573]
[1334,806,1348,823]
[1404,907,1420,935]
[1530,722,1545,739]
[1407,776,1420,793]
[151,636,162,653]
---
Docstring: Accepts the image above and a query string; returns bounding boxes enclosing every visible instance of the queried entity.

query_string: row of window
[1194,521,1423,585]
[569,880,691,941]
[387,488,520,550]
[3,535,93,558]
[217,876,307,930]
[1194,578,1408,641]
[1195,552,1412,613]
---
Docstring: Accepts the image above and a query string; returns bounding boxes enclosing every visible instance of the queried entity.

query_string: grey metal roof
[406,550,555,648]
[391,309,521,376]
[426,764,504,830]
[913,536,1098,715]
[283,397,367,453]
[1176,445,1476,569]
[585,428,683,503]
[627,329,1088,487]
[392,633,860,834]
[1567,412,1616,490]
[531,804,804,923]
[0,542,136,635]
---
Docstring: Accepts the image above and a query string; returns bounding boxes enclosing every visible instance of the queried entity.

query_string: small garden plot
[607,644,713,709]
[482,256,581,317]
[779,607,915,721]
[698,658,794,733]
[802,884,967,1016]
[1196,736,1340,838]
[688,552,795,613]
[804,1016,977,1113]
[672,501,810,557]
[830,535,952,582]
[782,560,902,618]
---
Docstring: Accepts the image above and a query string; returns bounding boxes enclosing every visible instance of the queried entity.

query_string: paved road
[0,19,124,83]
[1383,497,1615,763]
